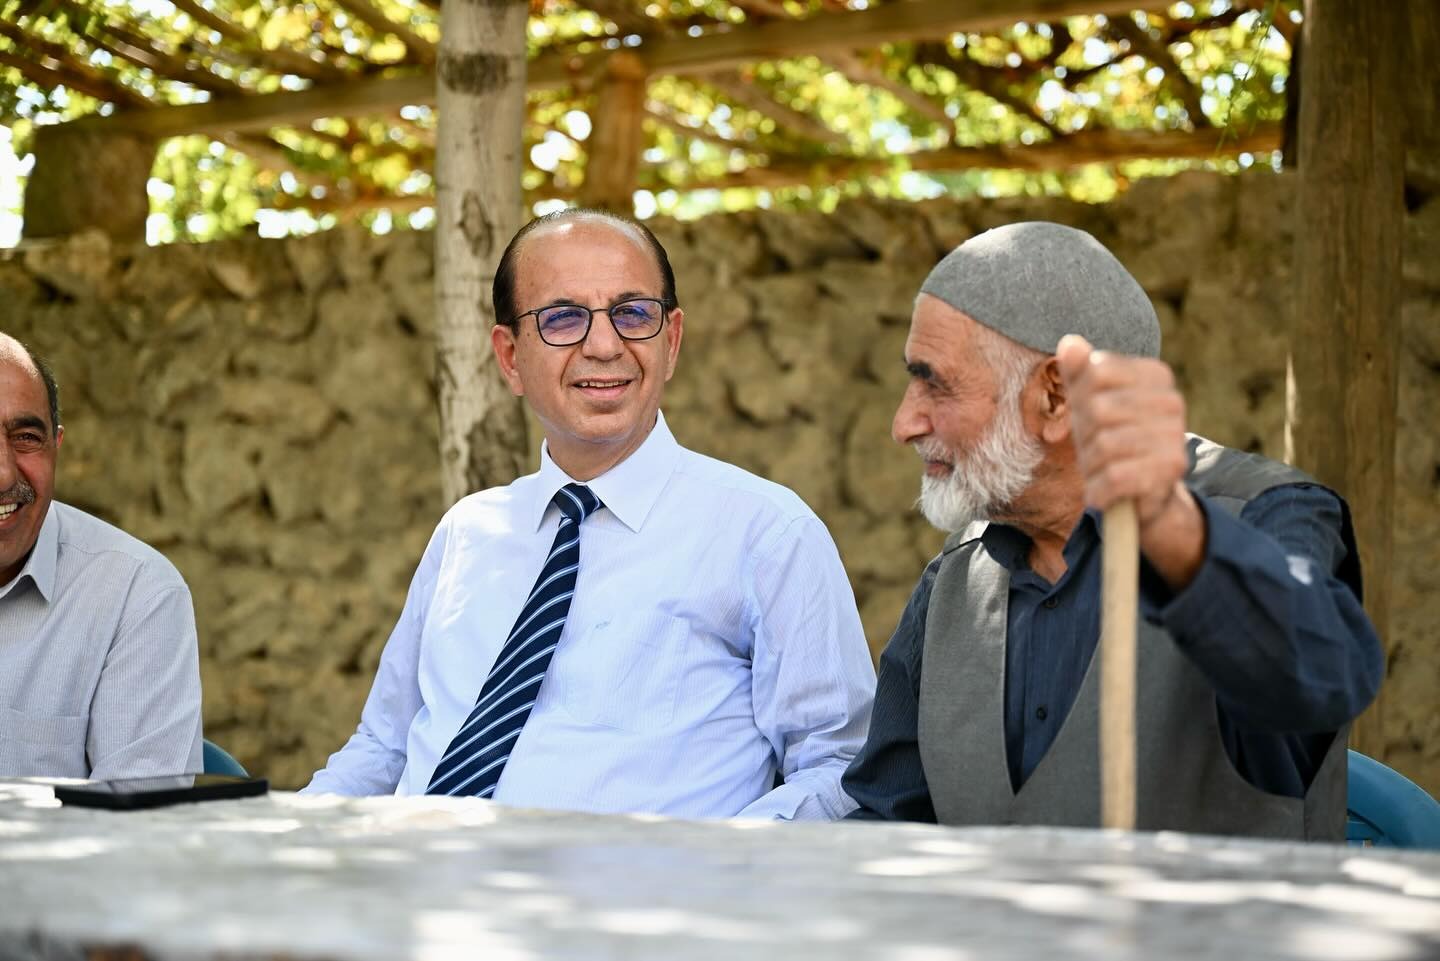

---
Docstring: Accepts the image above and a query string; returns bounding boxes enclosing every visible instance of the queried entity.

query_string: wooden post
[433,0,532,504]
[578,52,648,213]
[1286,0,1404,759]
[1406,0,1440,195]
[1100,502,1139,831]
[22,126,154,243]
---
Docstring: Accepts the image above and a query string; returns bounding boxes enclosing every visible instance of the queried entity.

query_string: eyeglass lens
[537,299,665,345]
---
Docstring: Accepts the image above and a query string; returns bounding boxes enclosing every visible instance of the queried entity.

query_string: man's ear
[1036,356,1071,445]
[662,307,684,382]
[53,424,64,451]
[490,324,526,397]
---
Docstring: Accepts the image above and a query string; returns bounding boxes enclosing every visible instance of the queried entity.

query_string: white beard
[916,396,1043,533]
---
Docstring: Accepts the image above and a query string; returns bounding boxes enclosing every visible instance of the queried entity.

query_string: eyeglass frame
[510,297,674,347]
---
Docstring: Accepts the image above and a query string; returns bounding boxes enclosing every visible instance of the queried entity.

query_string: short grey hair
[972,321,1047,406]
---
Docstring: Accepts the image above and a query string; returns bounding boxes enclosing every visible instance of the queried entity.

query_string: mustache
[0,479,36,505]
[913,441,954,464]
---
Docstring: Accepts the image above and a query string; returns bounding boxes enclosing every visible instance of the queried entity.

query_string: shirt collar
[0,501,58,603]
[529,411,680,534]
[980,508,1103,573]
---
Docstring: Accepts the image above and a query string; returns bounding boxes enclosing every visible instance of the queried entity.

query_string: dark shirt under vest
[843,438,1383,838]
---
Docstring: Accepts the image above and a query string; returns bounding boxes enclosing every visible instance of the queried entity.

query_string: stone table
[1,782,1438,961]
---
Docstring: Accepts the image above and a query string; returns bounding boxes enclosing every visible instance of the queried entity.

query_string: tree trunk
[578,52,647,213]
[434,0,532,505]
[1286,0,1404,759]
[23,126,154,243]
[1406,0,1440,197]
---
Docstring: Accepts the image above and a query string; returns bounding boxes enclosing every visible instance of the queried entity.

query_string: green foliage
[0,0,1295,244]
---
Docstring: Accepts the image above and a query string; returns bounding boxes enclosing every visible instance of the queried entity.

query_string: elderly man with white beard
[840,222,1383,840]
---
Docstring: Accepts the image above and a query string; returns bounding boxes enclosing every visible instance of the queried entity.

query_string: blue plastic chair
[202,738,250,778]
[1345,750,1440,849]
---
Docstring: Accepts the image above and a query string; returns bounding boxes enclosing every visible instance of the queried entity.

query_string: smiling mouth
[0,503,20,521]
[574,378,632,390]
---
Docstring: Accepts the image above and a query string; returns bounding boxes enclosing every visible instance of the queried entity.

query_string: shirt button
[1042,597,1059,609]
[1036,706,1049,721]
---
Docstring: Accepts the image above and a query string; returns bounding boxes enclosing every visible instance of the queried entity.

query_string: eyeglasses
[514,298,669,347]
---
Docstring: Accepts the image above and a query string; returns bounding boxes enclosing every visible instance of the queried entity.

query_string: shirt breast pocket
[561,612,687,733]
[0,707,88,777]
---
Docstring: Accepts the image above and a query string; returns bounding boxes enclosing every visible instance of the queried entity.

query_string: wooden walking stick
[1100,499,1139,830]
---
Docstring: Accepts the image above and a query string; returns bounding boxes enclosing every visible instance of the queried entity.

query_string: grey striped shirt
[0,501,202,778]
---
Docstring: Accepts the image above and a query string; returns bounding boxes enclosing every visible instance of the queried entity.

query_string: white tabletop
[1,782,1437,961]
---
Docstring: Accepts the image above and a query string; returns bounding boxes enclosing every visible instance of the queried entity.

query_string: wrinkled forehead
[909,294,982,348]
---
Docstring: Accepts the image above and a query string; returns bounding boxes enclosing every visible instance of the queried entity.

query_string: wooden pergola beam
[221,133,338,189]
[0,48,139,108]
[592,0,1174,79]
[823,50,958,139]
[384,110,437,146]
[269,190,433,215]
[347,121,1281,204]
[582,0,655,36]
[912,41,1062,137]
[283,123,421,160]
[67,0,1172,139]
[704,72,849,148]
[168,0,347,82]
[726,0,791,18]
[1108,16,1210,128]
[649,122,1282,190]
[268,182,578,216]
[65,71,438,138]
[647,101,757,151]
[0,23,150,108]
[63,9,249,99]
[333,0,437,65]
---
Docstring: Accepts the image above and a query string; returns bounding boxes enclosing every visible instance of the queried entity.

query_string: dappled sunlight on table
[0,786,1435,960]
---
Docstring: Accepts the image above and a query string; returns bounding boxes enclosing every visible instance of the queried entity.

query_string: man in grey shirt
[0,333,202,779]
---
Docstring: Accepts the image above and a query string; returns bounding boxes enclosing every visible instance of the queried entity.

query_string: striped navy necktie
[426,483,603,797]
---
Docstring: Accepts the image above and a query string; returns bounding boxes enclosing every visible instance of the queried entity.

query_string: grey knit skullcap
[920,221,1160,358]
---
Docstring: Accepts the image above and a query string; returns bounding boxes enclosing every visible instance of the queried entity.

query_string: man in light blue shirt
[0,334,203,779]
[305,210,875,819]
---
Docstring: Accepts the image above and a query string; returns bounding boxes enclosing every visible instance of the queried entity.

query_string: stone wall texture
[3,170,1437,795]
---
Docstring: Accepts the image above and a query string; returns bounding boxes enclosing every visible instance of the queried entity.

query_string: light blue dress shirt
[0,502,203,779]
[305,413,875,819]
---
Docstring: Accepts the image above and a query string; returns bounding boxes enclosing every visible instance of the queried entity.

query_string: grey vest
[917,436,1355,840]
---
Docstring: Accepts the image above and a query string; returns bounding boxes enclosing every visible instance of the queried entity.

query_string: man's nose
[0,440,16,492]
[892,384,929,446]
[581,310,625,359]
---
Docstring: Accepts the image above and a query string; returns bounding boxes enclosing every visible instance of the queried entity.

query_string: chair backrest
[202,738,250,778]
[1346,750,1440,849]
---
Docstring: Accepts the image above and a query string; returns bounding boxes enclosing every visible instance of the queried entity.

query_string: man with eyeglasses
[304,210,876,818]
